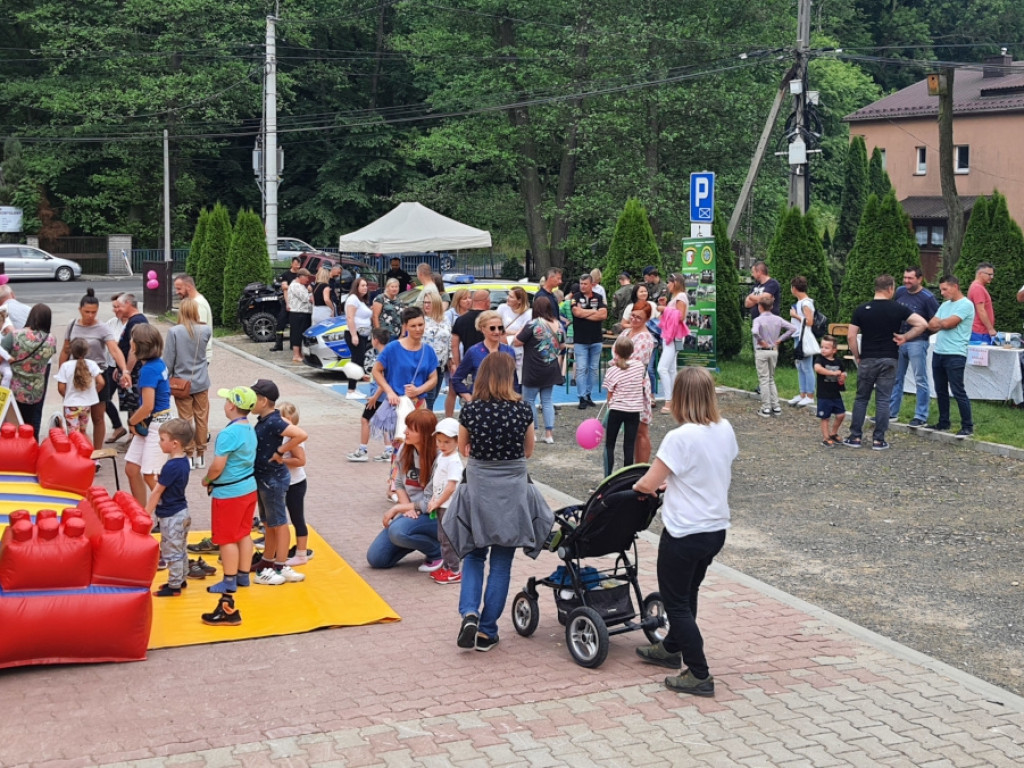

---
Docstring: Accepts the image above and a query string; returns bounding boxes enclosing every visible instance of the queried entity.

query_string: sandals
[105,427,128,444]
[821,438,835,446]
[829,433,840,443]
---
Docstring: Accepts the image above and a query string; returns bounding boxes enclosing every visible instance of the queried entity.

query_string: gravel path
[525,388,1024,698]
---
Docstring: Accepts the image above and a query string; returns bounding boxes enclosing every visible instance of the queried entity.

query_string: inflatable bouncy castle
[0,425,158,668]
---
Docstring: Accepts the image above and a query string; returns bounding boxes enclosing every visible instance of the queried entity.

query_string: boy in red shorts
[199,386,258,625]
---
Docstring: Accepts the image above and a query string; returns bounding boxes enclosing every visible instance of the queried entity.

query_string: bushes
[500,256,525,280]
[195,203,231,326]
[186,207,208,279]
[604,199,661,280]
[713,212,744,359]
[834,136,868,260]
[222,210,272,327]
[766,206,836,321]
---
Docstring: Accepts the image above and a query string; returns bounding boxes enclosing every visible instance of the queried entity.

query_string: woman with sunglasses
[513,296,564,444]
[618,299,656,461]
[657,273,690,413]
[451,310,517,403]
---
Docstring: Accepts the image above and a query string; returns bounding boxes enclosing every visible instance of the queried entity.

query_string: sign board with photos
[678,238,717,369]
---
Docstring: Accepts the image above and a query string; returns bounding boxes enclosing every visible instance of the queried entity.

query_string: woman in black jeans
[632,367,738,698]
[1,303,57,439]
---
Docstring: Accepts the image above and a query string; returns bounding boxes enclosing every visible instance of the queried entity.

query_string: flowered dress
[618,328,654,425]
[1,328,57,405]
[374,294,403,340]
[423,317,452,368]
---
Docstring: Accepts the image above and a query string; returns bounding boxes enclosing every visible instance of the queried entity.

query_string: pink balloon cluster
[0,274,8,286]
[575,418,604,451]
[145,270,159,290]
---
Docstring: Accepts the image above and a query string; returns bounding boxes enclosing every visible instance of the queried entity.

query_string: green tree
[766,207,835,321]
[196,202,231,326]
[186,207,208,279]
[839,190,920,320]
[712,210,743,360]
[222,209,272,326]
[834,136,868,260]
[955,191,1024,333]
[603,199,661,282]
[868,147,892,199]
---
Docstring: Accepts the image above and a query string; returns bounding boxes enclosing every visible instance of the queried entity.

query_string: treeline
[2,0,1022,275]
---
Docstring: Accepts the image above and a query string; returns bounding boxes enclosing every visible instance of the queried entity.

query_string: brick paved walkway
[5,340,1024,767]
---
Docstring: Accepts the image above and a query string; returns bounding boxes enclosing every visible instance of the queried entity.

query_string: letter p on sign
[689,172,715,223]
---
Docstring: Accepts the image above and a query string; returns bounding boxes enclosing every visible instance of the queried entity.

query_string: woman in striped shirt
[602,335,651,476]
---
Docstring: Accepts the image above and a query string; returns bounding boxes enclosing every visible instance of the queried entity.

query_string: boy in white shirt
[427,417,464,585]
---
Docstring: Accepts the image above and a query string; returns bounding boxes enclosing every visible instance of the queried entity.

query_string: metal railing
[129,248,189,273]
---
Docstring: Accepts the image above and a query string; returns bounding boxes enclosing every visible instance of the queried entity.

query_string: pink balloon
[0,275,8,285]
[146,270,157,280]
[146,279,159,290]
[575,418,604,451]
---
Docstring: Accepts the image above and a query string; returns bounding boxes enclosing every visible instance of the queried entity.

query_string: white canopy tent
[337,202,492,254]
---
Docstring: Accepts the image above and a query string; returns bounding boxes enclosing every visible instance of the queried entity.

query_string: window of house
[878,148,886,170]
[916,225,929,245]
[915,146,927,175]
[955,145,970,174]
[931,225,945,246]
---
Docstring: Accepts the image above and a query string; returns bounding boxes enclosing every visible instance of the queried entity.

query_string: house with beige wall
[845,53,1024,280]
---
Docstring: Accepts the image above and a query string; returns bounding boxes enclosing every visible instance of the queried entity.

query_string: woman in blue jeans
[514,296,564,444]
[366,409,442,570]
[442,353,552,652]
[632,367,738,697]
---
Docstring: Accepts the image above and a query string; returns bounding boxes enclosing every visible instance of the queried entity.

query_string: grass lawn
[713,343,1024,450]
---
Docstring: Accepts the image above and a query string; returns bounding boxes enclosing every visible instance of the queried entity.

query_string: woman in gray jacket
[163,297,212,468]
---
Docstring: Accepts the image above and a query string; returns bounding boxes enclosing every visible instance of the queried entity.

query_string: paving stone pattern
[4,339,1024,767]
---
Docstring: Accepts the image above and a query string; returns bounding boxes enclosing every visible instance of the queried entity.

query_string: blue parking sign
[690,172,715,222]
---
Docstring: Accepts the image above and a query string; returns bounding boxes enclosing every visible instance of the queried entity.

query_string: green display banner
[678,238,717,369]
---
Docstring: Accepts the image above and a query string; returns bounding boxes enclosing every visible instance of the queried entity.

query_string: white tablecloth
[901,338,1024,403]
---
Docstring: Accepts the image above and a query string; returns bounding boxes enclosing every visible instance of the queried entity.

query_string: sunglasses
[487,325,505,331]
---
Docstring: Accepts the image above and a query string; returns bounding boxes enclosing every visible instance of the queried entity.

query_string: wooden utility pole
[937,66,964,275]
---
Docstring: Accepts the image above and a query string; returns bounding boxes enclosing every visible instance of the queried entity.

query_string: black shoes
[201,594,242,626]
[457,614,479,648]
[578,398,588,410]
[475,634,500,652]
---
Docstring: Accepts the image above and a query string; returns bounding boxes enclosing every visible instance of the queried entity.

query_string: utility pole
[264,13,279,261]
[163,129,171,261]
[787,0,812,213]
[935,66,964,275]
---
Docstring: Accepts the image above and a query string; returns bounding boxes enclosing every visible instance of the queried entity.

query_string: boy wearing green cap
[200,386,259,607]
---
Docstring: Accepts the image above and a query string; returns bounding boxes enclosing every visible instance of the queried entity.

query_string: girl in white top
[343,277,375,400]
[497,286,532,380]
[656,274,689,412]
[632,367,738,697]
[57,338,104,435]
[278,403,312,567]
[602,336,650,476]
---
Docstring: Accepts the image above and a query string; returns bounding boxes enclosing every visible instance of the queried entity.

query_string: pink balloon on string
[575,418,604,450]
[146,270,157,280]
[146,279,159,290]
[0,275,8,285]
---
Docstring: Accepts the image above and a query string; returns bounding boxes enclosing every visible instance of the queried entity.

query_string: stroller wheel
[641,591,670,644]
[512,591,539,637]
[565,606,609,668]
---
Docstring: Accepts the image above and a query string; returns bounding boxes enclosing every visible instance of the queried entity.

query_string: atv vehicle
[238,281,283,343]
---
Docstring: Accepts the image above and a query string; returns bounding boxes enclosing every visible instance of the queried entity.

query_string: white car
[275,237,329,262]
[0,244,81,281]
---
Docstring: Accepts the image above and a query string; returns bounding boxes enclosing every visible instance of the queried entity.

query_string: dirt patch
[526,389,1024,697]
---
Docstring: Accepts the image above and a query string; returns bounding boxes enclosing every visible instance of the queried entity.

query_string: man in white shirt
[0,285,31,332]
[174,275,213,361]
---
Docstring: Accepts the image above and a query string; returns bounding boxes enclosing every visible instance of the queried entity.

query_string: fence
[344,251,515,280]
[129,249,189,274]
[40,236,108,275]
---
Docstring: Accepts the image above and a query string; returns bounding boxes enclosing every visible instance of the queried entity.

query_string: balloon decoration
[575,418,604,451]
[146,278,159,290]
[0,274,8,285]
[146,270,157,280]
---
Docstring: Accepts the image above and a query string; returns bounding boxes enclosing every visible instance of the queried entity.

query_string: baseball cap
[434,417,460,438]
[642,265,657,276]
[251,378,280,401]
[618,272,630,280]
[218,386,257,411]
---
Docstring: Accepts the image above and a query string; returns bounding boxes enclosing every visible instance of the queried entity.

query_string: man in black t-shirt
[743,260,781,320]
[844,275,928,450]
[385,257,413,291]
[571,274,607,409]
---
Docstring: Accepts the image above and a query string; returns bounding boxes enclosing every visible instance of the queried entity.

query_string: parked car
[237,281,283,343]
[0,244,81,281]
[301,279,540,375]
[275,237,329,262]
[298,253,382,296]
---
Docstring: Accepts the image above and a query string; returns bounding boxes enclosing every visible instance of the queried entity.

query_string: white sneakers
[254,566,305,585]
[346,391,367,400]
[190,455,206,469]
[797,397,814,407]
[347,449,369,462]
[787,395,802,405]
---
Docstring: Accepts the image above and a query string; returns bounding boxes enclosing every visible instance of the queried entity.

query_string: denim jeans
[647,349,659,397]
[256,473,290,528]
[574,342,603,400]
[366,513,442,568]
[657,528,726,679]
[458,545,516,639]
[850,357,896,441]
[795,354,815,395]
[522,384,555,432]
[890,341,930,421]
[932,352,973,430]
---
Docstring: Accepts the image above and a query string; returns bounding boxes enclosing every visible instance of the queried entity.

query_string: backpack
[811,309,828,339]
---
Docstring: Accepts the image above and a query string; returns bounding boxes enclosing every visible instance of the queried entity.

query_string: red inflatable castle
[0,425,157,668]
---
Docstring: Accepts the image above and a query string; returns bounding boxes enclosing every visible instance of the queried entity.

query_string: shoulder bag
[169,327,203,398]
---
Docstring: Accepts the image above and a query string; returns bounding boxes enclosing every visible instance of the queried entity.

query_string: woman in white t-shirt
[632,367,738,699]
[344,277,375,400]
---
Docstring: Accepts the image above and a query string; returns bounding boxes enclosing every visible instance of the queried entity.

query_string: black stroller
[511,464,668,668]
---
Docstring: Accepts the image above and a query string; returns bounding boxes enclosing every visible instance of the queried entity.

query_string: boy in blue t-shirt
[146,418,195,597]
